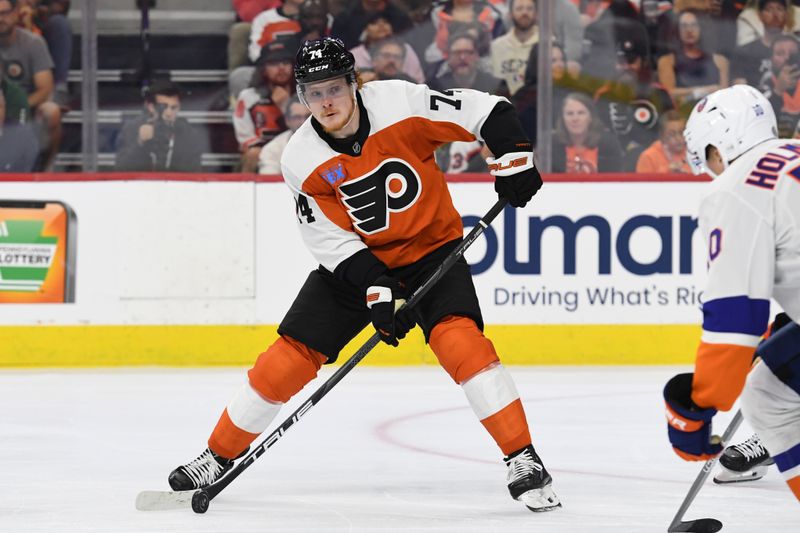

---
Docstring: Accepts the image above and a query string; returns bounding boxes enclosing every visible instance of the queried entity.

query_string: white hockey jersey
[692,138,800,411]
[280,80,505,272]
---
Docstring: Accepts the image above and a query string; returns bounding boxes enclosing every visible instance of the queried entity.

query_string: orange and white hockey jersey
[279,80,507,272]
[248,8,301,63]
[692,138,800,411]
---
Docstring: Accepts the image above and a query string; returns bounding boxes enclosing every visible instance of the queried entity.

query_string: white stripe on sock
[227,382,282,434]
[461,364,520,420]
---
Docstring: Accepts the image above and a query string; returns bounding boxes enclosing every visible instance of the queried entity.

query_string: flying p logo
[339,158,421,234]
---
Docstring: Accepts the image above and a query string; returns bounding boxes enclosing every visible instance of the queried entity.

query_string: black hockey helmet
[294,37,356,86]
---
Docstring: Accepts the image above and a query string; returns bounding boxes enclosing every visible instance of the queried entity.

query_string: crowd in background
[227,0,799,175]
[4,0,800,174]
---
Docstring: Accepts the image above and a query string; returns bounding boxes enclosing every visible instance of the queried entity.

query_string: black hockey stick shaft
[667,409,744,533]
[198,198,510,507]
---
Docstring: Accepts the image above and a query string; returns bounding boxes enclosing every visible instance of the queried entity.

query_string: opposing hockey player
[168,37,560,512]
[663,84,800,502]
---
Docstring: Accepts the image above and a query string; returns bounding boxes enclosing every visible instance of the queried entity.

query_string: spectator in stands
[429,32,507,94]
[0,0,59,171]
[350,12,425,82]
[635,110,690,173]
[233,36,296,173]
[229,1,281,71]
[17,1,70,106]
[551,92,623,173]
[737,0,800,46]
[512,41,587,144]
[331,0,412,50]
[248,0,303,63]
[595,37,675,170]
[582,0,650,83]
[547,0,584,76]
[0,58,29,124]
[732,0,793,86]
[115,80,203,173]
[399,0,437,77]
[426,0,504,66]
[652,1,742,60]
[229,0,302,103]
[0,89,37,171]
[258,95,309,174]
[760,34,800,136]
[490,0,538,96]
[657,9,728,106]
[297,0,330,41]
[231,0,332,103]
[360,37,418,82]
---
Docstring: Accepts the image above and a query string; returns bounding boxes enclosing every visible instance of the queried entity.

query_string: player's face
[304,77,355,133]
[563,98,591,138]
[706,145,725,175]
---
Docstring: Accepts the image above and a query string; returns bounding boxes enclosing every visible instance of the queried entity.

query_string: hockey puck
[191,490,210,514]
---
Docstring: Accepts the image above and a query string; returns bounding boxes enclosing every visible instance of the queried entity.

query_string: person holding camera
[115,80,203,172]
[760,34,800,137]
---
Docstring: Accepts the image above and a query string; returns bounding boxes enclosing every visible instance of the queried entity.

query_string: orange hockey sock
[429,315,499,383]
[208,336,326,459]
[430,316,531,455]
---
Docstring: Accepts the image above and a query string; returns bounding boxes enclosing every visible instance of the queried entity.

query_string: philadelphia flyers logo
[339,158,421,235]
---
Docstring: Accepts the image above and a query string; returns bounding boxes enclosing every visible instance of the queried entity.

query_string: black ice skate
[713,433,774,484]
[168,448,242,491]
[505,445,561,512]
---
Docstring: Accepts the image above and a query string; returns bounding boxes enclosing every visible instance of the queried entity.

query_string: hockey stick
[667,409,744,533]
[136,198,510,513]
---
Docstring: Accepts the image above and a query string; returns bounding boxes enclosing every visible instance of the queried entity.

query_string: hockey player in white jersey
[663,84,800,503]
[168,37,560,513]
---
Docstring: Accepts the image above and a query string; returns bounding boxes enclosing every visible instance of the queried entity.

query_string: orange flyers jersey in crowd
[692,139,800,411]
[280,80,506,271]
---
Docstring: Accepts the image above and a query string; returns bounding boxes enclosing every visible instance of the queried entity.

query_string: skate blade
[135,489,195,511]
[712,464,768,484]
[518,485,562,512]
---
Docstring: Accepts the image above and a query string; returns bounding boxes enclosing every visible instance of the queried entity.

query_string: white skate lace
[182,450,226,488]
[733,434,767,461]
[507,449,543,483]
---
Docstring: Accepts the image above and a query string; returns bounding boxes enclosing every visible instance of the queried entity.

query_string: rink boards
[0,173,729,366]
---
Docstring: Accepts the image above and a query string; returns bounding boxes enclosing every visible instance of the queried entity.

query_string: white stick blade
[135,490,194,511]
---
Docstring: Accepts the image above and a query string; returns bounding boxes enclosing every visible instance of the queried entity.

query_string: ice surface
[0,366,796,532]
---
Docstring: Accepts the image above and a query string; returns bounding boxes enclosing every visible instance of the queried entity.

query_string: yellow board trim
[0,325,700,367]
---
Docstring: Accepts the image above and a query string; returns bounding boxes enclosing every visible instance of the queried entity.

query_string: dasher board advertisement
[0,200,77,303]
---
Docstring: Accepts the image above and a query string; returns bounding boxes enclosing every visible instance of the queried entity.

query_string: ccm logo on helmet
[339,158,422,235]
[308,64,330,73]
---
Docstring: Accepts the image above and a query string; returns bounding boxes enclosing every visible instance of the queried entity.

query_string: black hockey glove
[487,151,542,208]
[663,373,722,461]
[366,274,416,347]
